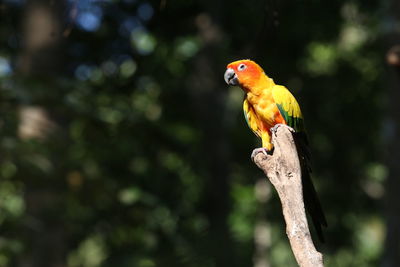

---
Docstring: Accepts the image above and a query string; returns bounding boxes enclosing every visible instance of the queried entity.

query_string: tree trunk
[17,0,67,266]
[188,11,237,266]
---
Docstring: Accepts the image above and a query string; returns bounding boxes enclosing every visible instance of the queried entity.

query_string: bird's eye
[238,64,247,71]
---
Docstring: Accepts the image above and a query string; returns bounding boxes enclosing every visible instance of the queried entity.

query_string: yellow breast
[246,90,281,128]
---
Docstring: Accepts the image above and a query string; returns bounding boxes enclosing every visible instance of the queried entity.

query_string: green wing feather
[272,85,305,132]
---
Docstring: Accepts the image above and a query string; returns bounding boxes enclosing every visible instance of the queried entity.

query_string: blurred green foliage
[0,0,390,266]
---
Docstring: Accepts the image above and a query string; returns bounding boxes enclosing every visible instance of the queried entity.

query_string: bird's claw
[251,147,269,162]
[270,124,295,136]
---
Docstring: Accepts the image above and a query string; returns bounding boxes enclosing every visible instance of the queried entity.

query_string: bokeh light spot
[137,3,154,21]
[119,17,142,37]
[75,64,93,81]
[131,29,156,55]
[120,59,137,78]
[77,12,101,32]
[0,57,12,77]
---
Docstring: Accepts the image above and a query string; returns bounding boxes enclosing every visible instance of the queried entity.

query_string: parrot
[224,59,327,242]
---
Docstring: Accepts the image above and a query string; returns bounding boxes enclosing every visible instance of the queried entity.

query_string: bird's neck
[242,73,275,95]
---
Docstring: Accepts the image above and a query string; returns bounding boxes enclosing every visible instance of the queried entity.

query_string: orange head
[224,59,268,91]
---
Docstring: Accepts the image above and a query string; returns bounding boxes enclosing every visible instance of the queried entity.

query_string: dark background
[0,0,399,266]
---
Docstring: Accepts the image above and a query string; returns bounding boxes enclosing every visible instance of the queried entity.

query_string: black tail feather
[293,132,327,243]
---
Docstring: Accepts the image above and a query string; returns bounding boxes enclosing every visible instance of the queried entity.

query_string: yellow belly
[245,92,286,150]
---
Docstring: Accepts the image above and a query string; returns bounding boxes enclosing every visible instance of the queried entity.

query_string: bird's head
[224,59,268,91]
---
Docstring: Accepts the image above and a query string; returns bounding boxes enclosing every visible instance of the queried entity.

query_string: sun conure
[224,59,327,242]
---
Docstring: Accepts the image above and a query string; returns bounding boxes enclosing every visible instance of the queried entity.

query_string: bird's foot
[251,147,270,162]
[270,124,295,135]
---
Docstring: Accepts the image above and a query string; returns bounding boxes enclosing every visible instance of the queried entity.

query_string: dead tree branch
[252,124,324,267]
